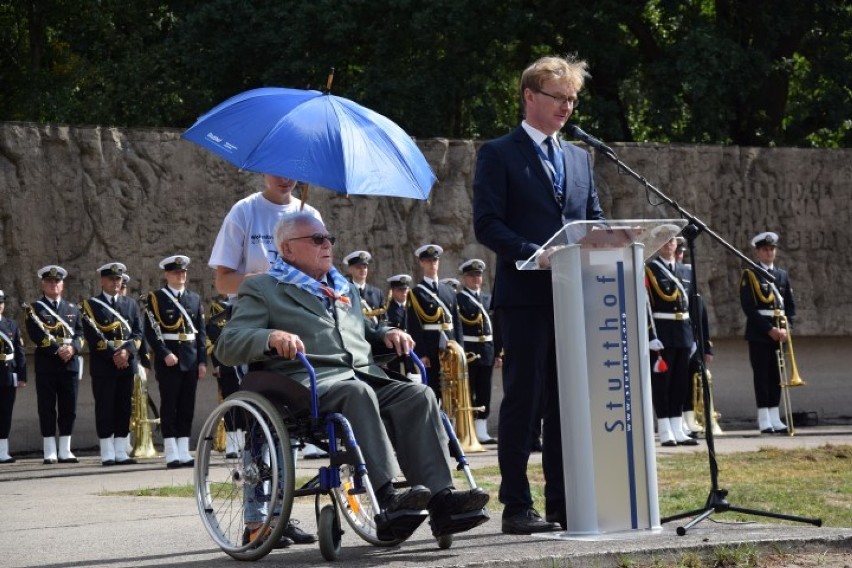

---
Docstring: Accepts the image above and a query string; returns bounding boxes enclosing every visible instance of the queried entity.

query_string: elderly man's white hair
[274,211,325,254]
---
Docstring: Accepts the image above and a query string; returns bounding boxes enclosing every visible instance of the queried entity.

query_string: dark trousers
[216,365,243,431]
[468,362,493,419]
[496,306,563,518]
[749,341,782,408]
[91,373,133,439]
[0,385,16,438]
[157,365,199,439]
[650,347,690,419]
[35,371,79,436]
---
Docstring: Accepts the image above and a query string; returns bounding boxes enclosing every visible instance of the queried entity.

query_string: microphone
[566,124,615,156]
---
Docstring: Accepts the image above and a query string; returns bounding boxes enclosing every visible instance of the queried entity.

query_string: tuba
[692,367,723,435]
[776,311,805,436]
[438,340,486,453]
[130,366,160,458]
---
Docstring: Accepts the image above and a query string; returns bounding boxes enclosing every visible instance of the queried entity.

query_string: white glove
[689,341,698,358]
[649,339,664,352]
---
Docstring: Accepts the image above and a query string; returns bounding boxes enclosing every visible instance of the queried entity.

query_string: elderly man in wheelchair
[201,211,489,560]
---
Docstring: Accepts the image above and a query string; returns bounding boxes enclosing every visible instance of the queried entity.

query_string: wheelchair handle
[407,351,428,385]
[295,351,320,419]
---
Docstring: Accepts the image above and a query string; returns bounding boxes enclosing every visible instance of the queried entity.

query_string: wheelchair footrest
[375,509,428,542]
[429,507,490,537]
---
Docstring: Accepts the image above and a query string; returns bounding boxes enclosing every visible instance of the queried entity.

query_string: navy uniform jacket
[740,265,795,344]
[143,289,207,373]
[457,288,495,367]
[25,297,84,375]
[407,280,463,357]
[680,264,714,356]
[385,300,408,331]
[354,282,386,327]
[645,259,694,349]
[473,126,604,308]
[82,294,144,377]
[0,316,27,386]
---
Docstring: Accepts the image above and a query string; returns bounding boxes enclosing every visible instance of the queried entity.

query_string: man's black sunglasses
[288,233,337,246]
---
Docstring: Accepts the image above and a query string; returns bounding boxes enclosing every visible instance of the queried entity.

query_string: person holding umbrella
[208,173,321,543]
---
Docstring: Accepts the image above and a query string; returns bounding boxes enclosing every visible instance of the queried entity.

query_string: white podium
[518,219,687,536]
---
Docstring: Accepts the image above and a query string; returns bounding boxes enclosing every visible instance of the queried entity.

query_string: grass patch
[104,444,852,528]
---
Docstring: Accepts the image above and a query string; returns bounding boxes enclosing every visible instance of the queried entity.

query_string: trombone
[775,310,805,436]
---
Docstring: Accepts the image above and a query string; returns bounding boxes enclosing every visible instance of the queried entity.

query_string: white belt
[652,312,690,321]
[757,309,784,317]
[422,324,452,331]
[463,334,493,343]
[162,332,196,341]
[61,338,73,345]
[1,354,12,362]
[106,340,123,349]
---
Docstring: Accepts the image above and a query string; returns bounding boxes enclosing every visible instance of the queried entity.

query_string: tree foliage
[1,0,849,146]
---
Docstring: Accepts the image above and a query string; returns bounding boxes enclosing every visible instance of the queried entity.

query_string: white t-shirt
[208,192,322,275]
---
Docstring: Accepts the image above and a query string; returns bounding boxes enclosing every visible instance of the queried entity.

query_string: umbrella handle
[325,67,335,92]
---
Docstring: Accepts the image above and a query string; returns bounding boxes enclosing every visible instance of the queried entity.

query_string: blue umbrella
[182,87,436,200]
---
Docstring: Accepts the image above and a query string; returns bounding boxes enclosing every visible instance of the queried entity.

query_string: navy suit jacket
[473,126,604,308]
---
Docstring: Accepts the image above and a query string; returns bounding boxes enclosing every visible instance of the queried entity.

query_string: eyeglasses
[536,89,579,108]
[288,233,337,246]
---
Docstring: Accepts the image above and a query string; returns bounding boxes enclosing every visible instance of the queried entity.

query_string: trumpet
[438,340,486,453]
[692,367,723,435]
[776,312,805,436]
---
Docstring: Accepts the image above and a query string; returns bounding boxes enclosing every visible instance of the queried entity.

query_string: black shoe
[101,459,116,466]
[180,459,194,467]
[676,437,699,446]
[545,510,567,530]
[224,452,239,459]
[282,519,317,544]
[661,440,677,447]
[58,457,79,464]
[43,458,58,465]
[115,457,137,465]
[380,484,432,513]
[166,460,181,469]
[242,526,292,549]
[773,426,789,435]
[428,487,490,518]
[502,508,560,535]
[760,428,775,434]
[0,456,16,464]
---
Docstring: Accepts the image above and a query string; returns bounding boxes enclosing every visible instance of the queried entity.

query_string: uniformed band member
[456,259,497,445]
[25,265,85,464]
[406,244,463,400]
[207,294,242,458]
[343,250,386,328]
[143,255,207,468]
[740,231,795,434]
[0,290,27,464]
[385,274,412,331]
[82,262,144,466]
[645,238,699,447]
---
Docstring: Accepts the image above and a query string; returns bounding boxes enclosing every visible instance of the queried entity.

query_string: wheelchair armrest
[240,370,313,419]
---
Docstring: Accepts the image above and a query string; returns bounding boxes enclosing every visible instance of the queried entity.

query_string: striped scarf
[267,257,352,308]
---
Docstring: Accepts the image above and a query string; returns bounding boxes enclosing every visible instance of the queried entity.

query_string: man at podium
[473,55,605,534]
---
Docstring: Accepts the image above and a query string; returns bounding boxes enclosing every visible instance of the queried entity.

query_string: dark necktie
[52,300,59,310]
[110,297,116,308]
[546,137,565,202]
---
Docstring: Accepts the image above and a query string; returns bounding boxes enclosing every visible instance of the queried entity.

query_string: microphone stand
[573,130,822,535]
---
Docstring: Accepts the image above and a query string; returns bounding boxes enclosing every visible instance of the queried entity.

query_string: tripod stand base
[662,488,822,536]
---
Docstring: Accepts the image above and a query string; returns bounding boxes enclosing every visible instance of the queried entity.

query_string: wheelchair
[194,352,489,561]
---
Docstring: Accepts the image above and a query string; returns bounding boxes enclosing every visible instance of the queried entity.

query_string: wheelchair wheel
[331,464,403,547]
[318,504,342,561]
[195,391,294,561]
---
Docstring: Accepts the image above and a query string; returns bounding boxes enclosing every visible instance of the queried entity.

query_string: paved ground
[1,427,850,567]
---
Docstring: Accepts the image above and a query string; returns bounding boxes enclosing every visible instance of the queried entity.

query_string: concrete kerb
[1,428,851,567]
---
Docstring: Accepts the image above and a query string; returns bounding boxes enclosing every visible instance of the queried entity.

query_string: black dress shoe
[166,460,181,469]
[502,508,560,535]
[224,452,239,459]
[661,440,677,447]
[760,428,775,434]
[180,459,194,468]
[58,457,79,464]
[380,485,432,513]
[0,456,16,464]
[282,519,317,544]
[101,459,116,466]
[676,437,699,446]
[545,510,567,530]
[115,458,137,465]
[43,458,58,465]
[428,487,490,517]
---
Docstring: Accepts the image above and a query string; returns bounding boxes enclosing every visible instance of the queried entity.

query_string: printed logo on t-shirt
[250,233,274,246]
